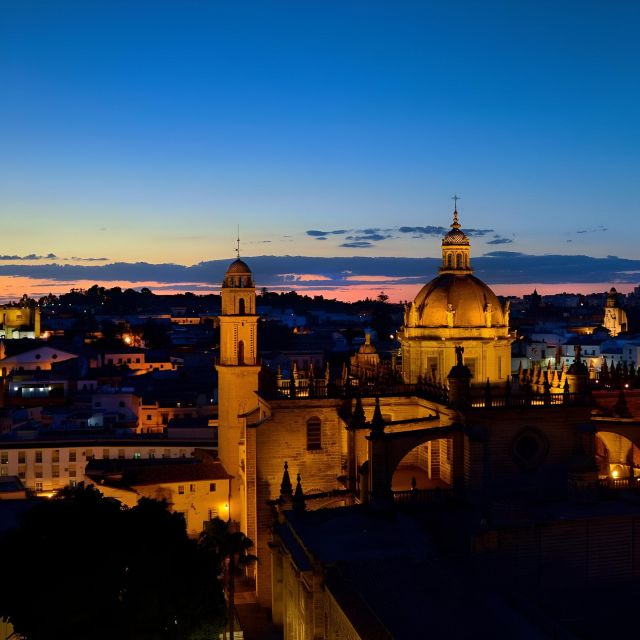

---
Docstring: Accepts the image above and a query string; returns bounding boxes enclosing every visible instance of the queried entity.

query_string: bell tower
[216,256,260,532]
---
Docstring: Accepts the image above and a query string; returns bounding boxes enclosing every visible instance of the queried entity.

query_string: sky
[1,1,639,301]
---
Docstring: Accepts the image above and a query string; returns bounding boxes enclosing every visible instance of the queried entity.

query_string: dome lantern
[440,206,472,274]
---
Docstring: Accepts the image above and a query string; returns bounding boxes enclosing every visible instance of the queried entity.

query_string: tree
[199,518,258,640]
[0,485,225,640]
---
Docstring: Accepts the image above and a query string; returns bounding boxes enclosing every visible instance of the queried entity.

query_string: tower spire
[451,194,461,229]
[236,225,241,259]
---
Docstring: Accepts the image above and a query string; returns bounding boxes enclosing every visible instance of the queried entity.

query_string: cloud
[345,233,393,242]
[576,226,608,234]
[306,229,347,237]
[398,225,448,236]
[340,241,375,248]
[483,251,527,258]
[68,256,109,262]
[486,238,513,245]
[2,252,640,296]
[397,226,494,237]
[0,253,58,260]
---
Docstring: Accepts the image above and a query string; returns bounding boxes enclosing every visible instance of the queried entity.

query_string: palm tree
[199,518,257,640]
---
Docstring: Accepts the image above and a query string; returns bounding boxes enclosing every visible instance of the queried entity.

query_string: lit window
[0,451,7,465]
[134,452,141,460]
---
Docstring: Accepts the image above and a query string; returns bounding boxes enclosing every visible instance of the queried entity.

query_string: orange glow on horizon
[0,275,635,305]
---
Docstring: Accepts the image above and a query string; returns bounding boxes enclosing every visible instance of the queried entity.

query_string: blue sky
[0,1,639,278]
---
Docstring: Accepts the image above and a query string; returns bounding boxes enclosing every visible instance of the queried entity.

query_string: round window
[512,428,549,471]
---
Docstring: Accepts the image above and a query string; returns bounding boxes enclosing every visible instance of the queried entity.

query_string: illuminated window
[85,449,94,460]
[178,485,185,495]
[134,452,141,460]
[35,482,43,491]
[0,451,7,464]
[306,417,322,450]
[208,509,218,520]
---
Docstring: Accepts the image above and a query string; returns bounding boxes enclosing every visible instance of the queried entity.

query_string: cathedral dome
[412,273,506,327]
[225,258,252,276]
[358,333,377,354]
[442,227,469,246]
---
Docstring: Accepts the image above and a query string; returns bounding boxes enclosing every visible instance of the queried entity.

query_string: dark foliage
[0,486,225,640]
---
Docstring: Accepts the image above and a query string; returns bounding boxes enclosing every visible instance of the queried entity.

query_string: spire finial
[236,225,241,258]
[451,194,461,229]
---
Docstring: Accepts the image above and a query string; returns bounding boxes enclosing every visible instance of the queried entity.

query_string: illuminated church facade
[215,207,639,625]
[400,208,512,384]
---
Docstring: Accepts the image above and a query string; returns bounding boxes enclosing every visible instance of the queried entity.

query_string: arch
[237,340,245,365]
[306,416,322,450]
[368,423,462,498]
[391,439,450,490]
[447,253,453,268]
[596,431,639,479]
[456,253,462,268]
[238,298,246,315]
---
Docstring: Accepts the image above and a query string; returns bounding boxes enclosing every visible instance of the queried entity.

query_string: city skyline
[1,2,639,300]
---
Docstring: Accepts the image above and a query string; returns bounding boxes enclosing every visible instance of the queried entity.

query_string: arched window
[238,340,245,365]
[238,298,246,315]
[456,253,462,268]
[447,253,453,268]
[306,417,322,450]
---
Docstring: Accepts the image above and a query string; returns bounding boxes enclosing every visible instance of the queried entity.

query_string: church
[216,205,640,630]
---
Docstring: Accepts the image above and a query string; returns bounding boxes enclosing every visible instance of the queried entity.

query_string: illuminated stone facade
[0,304,40,339]
[603,286,628,336]
[399,208,512,385]
[216,258,260,537]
